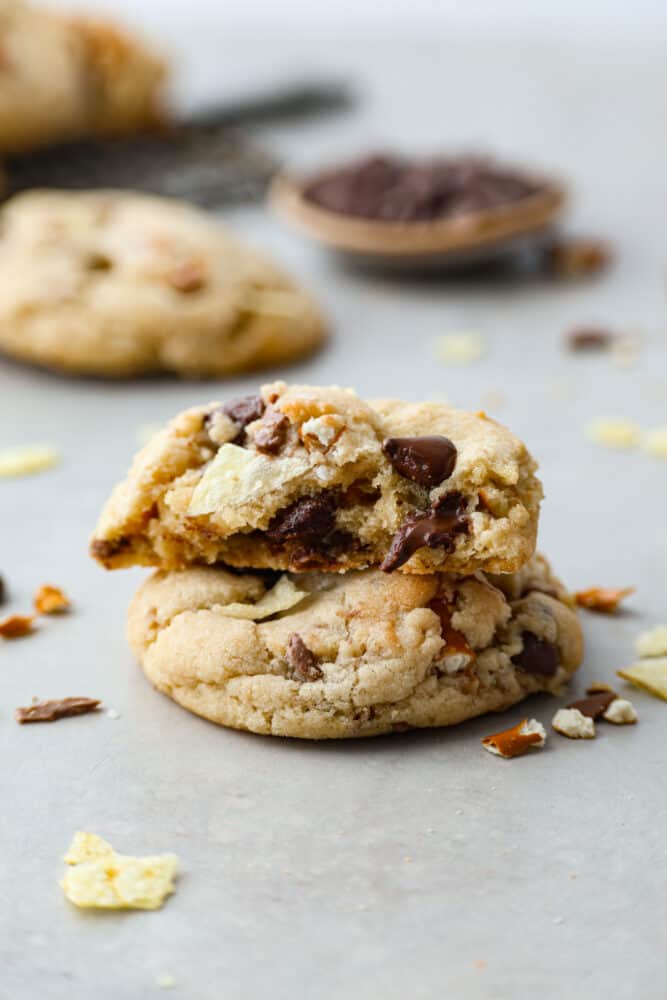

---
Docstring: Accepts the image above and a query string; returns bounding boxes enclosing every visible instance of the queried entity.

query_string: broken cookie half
[91,382,542,577]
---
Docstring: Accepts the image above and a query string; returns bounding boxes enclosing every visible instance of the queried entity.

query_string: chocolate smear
[382,435,457,489]
[381,492,469,572]
[511,632,559,677]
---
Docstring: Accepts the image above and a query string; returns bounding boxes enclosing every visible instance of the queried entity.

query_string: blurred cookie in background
[0,0,166,154]
[0,189,327,377]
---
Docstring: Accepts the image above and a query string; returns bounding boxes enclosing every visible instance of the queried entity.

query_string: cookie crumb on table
[574,586,634,613]
[33,584,70,615]
[643,426,667,459]
[552,707,595,739]
[0,613,35,638]
[586,418,641,450]
[602,698,637,724]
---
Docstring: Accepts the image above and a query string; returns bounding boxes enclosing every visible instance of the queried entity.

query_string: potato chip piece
[643,426,667,459]
[434,332,486,366]
[635,626,667,658]
[0,445,60,478]
[60,833,178,911]
[64,832,114,865]
[617,658,667,702]
[217,575,307,621]
[586,418,640,449]
[187,443,308,518]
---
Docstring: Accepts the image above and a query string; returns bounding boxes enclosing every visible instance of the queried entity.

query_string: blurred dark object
[542,236,611,279]
[566,327,614,352]
[4,80,352,208]
[302,153,545,222]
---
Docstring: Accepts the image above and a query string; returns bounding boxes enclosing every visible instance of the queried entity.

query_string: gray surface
[2,32,667,1000]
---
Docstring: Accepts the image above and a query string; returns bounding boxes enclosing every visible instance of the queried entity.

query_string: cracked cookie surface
[92,382,541,576]
[0,191,326,376]
[127,553,582,739]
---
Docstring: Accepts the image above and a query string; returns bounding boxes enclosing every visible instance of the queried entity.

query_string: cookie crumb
[0,445,59,478]
[33,584,70,615]
[552,707,595,739]
[0,613,35,638]
[156,974,176,990]
[635,625,667,658]
[587,418,640,450]
[434,332,485,366]
[643,426,667,459]
[106,708,121,720]
[602,698,638,724]
[482,718,546,758]
[545,237,611,279]
[574,586,634,613]
[566,327,613,352]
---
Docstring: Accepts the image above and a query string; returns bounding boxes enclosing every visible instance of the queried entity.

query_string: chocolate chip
[266,492,337,545]
[567,691,616,719]
[382,435,457,489]
[381,492,469,572]
[303,154,542,223]
[286,634,322,683]
[254,409,289,455]
[90,538,128,562]
[566,327,613,352]
[224,394,265,428]
[511,632,559,677]
[15,697,101,724]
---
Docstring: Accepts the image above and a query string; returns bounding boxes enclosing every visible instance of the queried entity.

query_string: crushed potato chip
[643,426,667,459]
[434,332,486,366]
[587,418,641,449]
[64,832,114,865]
[187,444,308,518]
[0,445,60,478]
[618,658,667,702]
[635,625,667,658]
[61,832,177,910]
[217,575,307,620]
[0,613,35,638]
[34,584,70,615]
[574,586,635,613]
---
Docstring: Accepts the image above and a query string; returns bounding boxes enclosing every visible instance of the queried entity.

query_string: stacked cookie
[91,382,583,739]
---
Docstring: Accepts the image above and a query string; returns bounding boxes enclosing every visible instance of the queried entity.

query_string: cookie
[91,382,541,576]
[0,191,326,377]
[127,553,583,739]
[0,2,165,153]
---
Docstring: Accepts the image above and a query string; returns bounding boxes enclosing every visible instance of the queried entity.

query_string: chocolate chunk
[90,538,128,562]
[254,409,289,455]
[567,691,616,719]
[223,394,265,429]
[381,492,469,572]
[382,435,457,489]
[566,327,613,352]
[15,697,100,724]
[511,632,559,677]
[266,492,337,545]
[303,154,542,223]
[286,634,323,682]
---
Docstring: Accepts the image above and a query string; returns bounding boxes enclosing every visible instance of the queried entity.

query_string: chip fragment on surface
[61,832,178,910]
[618,658,667,702]
[586,418,640,450]
[481,718,546,758]
[0,614,35,638]
[33,584,70,615]
[0,445,60,478]
[574,586,634,614]
[635,626,667,658]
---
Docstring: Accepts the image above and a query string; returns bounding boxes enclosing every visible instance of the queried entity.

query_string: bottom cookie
[127,554,583,739]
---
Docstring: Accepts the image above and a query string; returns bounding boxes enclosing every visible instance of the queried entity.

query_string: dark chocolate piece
[90,538,128,562]
[286,635,323,682]
[254,410,289,454]
[266,493,337,545]
[381,493,469,572]
[567,691,616,719]
[303,154,542,223]
[15,697,101,724]
[222,395,266,430]
[382,435,457,489]
[566,328,613,352]
[511,632,559,677]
